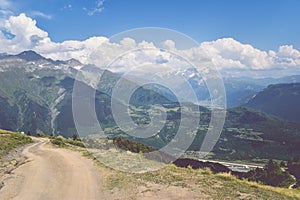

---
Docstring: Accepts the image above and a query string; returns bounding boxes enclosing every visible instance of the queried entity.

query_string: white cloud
[0,14,108,63]
[29,11,52,20]
[85,0,105,16]
[0,0,14,26]
[183,38,300,76]
[0,14,49,50]
[0,0,12,9]
[162,40,176,50]
[63,4,72,11]
[0,14,300,77]
[0,0,52,28]
[198,38,271,70]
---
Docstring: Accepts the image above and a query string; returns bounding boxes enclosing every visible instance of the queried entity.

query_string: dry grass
[76,146,300,199]
[0,130,32,158]
[47,136,300,199]
[2,130,298,199]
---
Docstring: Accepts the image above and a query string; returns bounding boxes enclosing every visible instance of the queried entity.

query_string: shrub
[113,137,155,153]
[65,139,85,148]
[237,159,296,188]
[50,137,65,146]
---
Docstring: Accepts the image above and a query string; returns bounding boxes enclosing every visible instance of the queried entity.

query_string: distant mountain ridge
[180,68,300,108]
[0,51,300,161]
[1,50,82,68]
[244,83,300,122]
[16,50,46,61]
[2,50,300,108]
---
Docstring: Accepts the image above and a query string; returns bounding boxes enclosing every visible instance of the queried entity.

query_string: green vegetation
[209,107,300,161]
[245,83,300,122]
[288,157,300,188]
[113,137,155,153]
[235,160,296,188]
[0,59,300,162]
[50,135,85,148]
[0,129,32,158]
[106,106,300,162]
[50,136,65,146]
[173,158,230,174]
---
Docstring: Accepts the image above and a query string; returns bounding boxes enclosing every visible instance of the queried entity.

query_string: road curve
[0,137,102,200]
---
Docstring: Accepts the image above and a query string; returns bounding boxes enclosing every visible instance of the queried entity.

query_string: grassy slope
[0,129,32,158]
[58,142,299,200]
[1,129,298,199]
[101,165,300,199]
[50,136,300,199]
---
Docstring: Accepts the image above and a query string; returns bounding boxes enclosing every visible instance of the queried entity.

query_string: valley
[0,51,300,198]
[1,1,300,199]
[0,51,300,162]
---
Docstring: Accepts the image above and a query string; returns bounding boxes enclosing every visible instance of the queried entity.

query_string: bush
[65,139,85,148]
[287,157,300,187]
[237,159,296,188]
[173,158,230,173]
[50,137,65,146]
[50,136,85,148]
[113,137,155,153]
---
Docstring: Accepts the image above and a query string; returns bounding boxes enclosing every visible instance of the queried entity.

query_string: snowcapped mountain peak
[0,51,84,73]
[16,50,45,61]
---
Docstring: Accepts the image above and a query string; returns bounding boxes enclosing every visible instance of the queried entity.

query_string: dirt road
[0,138,102,200]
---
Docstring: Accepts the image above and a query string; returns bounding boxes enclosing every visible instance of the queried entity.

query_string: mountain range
[0,51,300,161]
[245,83,300,122]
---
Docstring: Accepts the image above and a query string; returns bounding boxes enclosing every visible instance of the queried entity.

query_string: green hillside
[0,53,300,163]
[245,83,300,122]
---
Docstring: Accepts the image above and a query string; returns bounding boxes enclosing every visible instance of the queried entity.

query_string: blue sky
[1,0,300,77]
[5,0,300,51]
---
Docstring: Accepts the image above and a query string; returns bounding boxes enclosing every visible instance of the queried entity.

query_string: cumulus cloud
[0,14,49,50]
[0,14,109,63]
[185,38,300,76]
[0,14,300,77]
[274,45,300,67]
[198,38,271,70]
[162,40,176,50]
